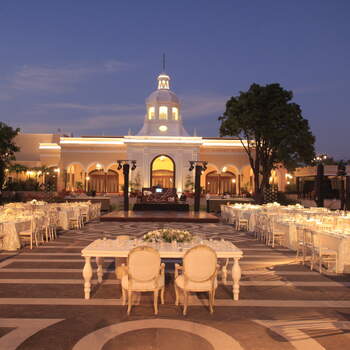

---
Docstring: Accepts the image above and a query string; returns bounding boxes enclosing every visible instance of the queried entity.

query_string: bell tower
[137,69,189,137]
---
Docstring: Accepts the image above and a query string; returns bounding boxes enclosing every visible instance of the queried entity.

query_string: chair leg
[160,287,165,304]
[183,291,188,316]
[208,291,213,314]
[174,284,179,306]
[153,290,159,315]
[335,255,338,274]
[122,288,127,305]
[127,291,132,315]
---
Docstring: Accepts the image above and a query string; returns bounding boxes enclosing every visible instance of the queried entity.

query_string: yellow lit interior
[159,106,168,120]
[172,107,178,120]
[152,155,174,171]
[148,106,155,120]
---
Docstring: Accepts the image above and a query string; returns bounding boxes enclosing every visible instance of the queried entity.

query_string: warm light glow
[172,107,178,120]
[285,173,293,179]
[86,176,90,181]
[123,137,202,144]
[96,163,102,170]
[39,143,61,150]
[232,178,236,183]
[152,155,174,171]
[60,138,124,145]
[159,125,168,132]
[148,106,155,120]
[54,168,60,173]
[157,74,170,89]
[159,106,168,120]
[222,166,227,173]
[202,140,248,147]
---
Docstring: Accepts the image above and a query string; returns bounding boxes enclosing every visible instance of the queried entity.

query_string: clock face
[159,125,168,132]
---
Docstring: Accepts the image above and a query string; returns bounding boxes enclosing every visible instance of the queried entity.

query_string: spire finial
[162,53,166,72]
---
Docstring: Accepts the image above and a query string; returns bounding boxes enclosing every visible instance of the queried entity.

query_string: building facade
[10,71,287,195]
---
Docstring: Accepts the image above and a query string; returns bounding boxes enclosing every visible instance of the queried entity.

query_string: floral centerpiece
[143,228,192,243]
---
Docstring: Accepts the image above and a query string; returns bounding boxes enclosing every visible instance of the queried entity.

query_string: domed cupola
[137,71,189,136]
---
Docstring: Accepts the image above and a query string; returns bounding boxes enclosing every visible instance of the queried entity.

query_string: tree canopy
[0,122,20,189]
[219,83,315,201]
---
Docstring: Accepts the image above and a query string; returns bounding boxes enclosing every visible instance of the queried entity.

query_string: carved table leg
[232,257,242,301]
[96,257,104,283]
[222,258,229,284]
[83,256,93,299]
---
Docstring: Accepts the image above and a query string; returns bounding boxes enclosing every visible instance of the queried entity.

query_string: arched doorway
[88,169,119,193]
[151,155,175,188]
[206,171,236,195]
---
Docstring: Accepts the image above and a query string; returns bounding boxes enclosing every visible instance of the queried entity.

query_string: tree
[219,83,315,203]
[0,122,20,189]
[8,163,28,180]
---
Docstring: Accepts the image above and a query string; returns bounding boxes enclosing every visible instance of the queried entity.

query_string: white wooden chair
[220,205,228,223]
[296,225,306,264]
[18,218,38,250]
[310,231,338,273]
[174,245,218,315]
[267,216,284,248]
[121,246,165,315]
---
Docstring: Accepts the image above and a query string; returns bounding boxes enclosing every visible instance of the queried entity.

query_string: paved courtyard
[1,220,350,349]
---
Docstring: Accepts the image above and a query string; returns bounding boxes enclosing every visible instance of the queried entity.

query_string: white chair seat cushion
[122,274,164,291]
[175,275,217,292]
[317,248,337,255]
[18,230,31,236]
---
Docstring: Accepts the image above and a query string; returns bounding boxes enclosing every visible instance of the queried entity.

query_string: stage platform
[101,210,219,223]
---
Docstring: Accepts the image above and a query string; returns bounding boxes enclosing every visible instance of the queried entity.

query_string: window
[159,106,168,120]
[172,107,178,120]
[148,106,155,120]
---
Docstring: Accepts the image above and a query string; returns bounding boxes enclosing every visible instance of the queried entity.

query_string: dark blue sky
[1,1,349,159]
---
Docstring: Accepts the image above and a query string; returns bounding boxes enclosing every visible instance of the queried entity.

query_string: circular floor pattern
[72,318,243,350]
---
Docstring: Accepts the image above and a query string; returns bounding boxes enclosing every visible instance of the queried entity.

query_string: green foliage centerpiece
[143,228,192,243]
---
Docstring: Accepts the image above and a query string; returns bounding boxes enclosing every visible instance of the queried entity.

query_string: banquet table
[81,238,243,301]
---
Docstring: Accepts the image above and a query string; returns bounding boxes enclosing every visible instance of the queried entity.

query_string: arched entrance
[88,169,119,193]
[151,155,175,188]
[206,171,236,195]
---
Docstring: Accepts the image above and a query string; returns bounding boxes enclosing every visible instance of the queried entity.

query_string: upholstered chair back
[183,245,217,282]
[128,246,161,282]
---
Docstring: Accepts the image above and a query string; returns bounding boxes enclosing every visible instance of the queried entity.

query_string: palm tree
[9,163,28,181]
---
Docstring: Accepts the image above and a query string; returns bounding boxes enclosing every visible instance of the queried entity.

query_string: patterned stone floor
[1,220,350,349]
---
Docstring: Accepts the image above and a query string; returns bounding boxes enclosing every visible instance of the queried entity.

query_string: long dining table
[81,238,244,301]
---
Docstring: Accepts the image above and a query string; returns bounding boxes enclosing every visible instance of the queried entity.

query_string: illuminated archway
[88,169,119,193]
[150,155,175,188]
[206,170,236,195]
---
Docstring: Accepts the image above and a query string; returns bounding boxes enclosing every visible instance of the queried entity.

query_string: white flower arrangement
[143,228,192,243]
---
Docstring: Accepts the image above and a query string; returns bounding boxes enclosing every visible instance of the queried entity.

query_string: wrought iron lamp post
[337,160,347,211]
[189,160,207,212]
[314,154,327,208]
[117,160,137,211]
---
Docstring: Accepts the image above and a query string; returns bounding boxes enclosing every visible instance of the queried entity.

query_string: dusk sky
[0,1,349,159]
